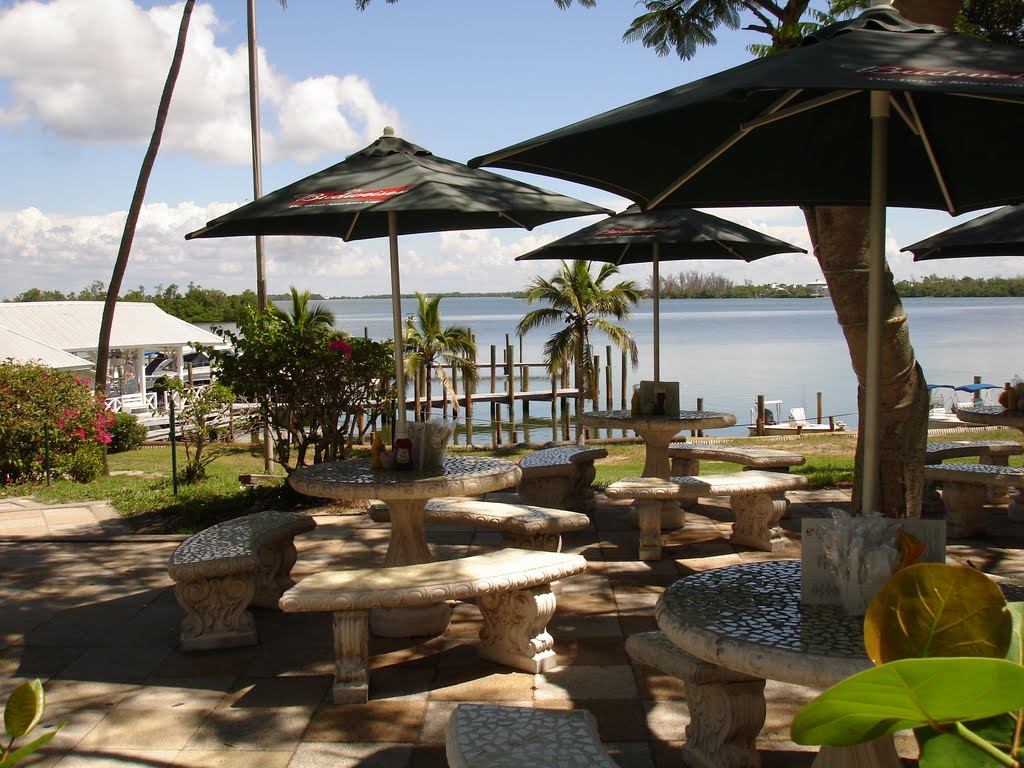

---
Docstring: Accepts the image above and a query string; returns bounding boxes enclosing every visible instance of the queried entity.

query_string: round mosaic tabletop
[582,409,736,432]
[656,560,871,689]
[955,405,1024,432]
[288,455,522,502]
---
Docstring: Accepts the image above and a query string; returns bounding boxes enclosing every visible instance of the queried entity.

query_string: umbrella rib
[500,212,530,229]
[344,212,361,241]
[904,93,955,214]
[648,89,803,209]
[887,96,919,136]
[739,89,858,131]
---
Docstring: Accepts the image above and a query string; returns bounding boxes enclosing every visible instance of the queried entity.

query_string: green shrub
[56,445,105,483]
[107,412,148,454]
[0,362,113,485]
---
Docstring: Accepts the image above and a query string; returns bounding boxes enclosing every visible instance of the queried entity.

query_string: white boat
[748,400,846,436]
[927,383,998,430]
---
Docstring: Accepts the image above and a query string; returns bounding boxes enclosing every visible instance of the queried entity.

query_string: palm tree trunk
[575,339,586,445]
[94,0,195,414]
[799,1,960,519]
[803,206,928,518]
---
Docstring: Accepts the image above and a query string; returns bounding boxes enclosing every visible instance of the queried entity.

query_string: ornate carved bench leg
[625,632,765,768]
[638,499,664,561]
[984,455,1011,505]
[942,483,989,538]
[252,535,299,608]
[683,671,767,768]
[331,609,370,704]
[176,573,258,651]
[518,474,573,510]
[728,493,789,552]
[476,586,557,673]
[571,463,597,513]
[671,457,700,510]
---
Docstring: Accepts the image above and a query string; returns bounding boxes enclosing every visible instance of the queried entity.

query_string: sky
[0,0,1020,302]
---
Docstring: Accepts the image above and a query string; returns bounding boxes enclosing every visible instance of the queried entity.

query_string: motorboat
[927,382,999,430]
[747,400,846,436]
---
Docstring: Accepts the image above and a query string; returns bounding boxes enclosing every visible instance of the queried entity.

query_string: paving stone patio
[2,487,1023,767]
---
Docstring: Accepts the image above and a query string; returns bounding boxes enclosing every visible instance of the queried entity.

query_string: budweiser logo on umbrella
[289,185,414,207]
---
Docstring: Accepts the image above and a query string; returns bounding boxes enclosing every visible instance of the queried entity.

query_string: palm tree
[516,260,641,444]
[271,287,336,333]
[403,293,478,420]
[94,0,195,410]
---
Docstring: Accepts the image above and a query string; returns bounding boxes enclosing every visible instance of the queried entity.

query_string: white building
[0,301,222,400]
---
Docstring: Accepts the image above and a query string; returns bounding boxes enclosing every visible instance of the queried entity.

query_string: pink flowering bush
[0,362,113,484]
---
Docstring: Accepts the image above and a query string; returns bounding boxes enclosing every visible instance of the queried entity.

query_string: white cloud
[0,0,400,164]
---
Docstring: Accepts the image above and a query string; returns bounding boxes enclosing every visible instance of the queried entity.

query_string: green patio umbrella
[516,205,806,382]
[186,127,609,434]
[472,4,1024,513]
[903,205,1024,261]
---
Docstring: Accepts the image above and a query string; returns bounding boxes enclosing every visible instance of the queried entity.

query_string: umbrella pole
[388,211,408,433]
[652,242,660,385]
[862,91,888,515]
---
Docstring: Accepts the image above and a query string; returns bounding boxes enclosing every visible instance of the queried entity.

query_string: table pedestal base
[370,602,453,638]
[811,738,900,768]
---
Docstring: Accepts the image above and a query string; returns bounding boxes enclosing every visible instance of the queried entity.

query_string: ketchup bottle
[393,426,414,470]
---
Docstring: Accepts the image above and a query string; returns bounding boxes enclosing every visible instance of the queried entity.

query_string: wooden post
[621,351,627,409]
[413,365,421,421]
[695,397,704,437]
[523,365,531,418]
[364,326,368,339]
[605,345,613,410]
[756,394,765,437]
[507,344,515,411]
[592,354,600,408]
[817,391,823,424]
[495,403,503,445]
[464,363,474,445]
[551,372,558,421]
[490,345,497,420]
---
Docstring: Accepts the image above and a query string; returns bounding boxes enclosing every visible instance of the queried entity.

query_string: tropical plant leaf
[3,680,44,739]
[1006,602,1024,664]
[863,563,1011,664]
[791,657,1024,747]
[916,714,1024,767]
[0,727,63,768]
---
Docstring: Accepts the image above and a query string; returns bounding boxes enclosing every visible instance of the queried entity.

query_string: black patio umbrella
[186,127,609,433]
[516,205,806,381]
[472,4,1024,512]
[903,205,1024,261]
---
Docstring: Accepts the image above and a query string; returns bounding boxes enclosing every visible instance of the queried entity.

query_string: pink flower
[328,339,353,358]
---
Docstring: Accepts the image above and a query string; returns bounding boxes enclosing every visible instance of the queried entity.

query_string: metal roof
[0,326,95,371]
[0,302,222,354]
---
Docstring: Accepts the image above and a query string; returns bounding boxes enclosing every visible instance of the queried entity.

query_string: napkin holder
[638,380,680,417]
[800,512,945,615]
[408,419,455,470]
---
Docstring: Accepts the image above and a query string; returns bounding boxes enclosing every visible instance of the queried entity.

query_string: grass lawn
[2,428,1019,534]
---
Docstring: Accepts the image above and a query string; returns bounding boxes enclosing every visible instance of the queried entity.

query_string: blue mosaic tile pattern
[661,560,868,659]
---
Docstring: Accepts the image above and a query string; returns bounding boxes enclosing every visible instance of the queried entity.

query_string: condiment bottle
[393,426,414,470]
[370,432,383,469]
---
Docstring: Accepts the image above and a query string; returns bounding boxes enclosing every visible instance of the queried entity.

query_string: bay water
[254,295,1022,444]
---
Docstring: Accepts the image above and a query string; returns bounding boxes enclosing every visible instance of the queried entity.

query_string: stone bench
[168,511,316,651]
[445,703,618,768]
[626,631,765,768]
[923,439,1024,511]
[668,442,806,475]
[668,443,805,512]
[279,548,588,703]
[517,445,608,513]
[424,497,591,552]
[923,462,1024,538]
[605,471,808,559]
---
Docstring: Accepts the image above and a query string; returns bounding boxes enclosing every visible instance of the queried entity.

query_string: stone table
[582,409,736,527]
[290,455,521,636]
[955,404,1024,433]
[656,560,897,768]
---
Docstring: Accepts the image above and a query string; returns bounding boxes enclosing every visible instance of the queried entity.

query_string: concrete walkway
[2,487,1022,767]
